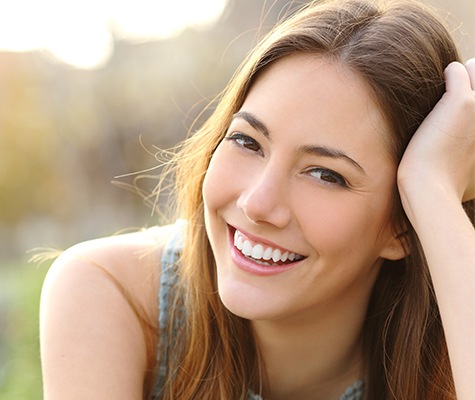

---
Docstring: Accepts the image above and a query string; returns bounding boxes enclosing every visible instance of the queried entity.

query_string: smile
[233,229,305,266]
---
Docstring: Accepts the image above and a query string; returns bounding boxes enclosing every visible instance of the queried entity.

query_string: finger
[465,58,475,91]
[444,61,472,94]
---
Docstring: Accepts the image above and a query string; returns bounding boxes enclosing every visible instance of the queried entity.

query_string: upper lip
[229,224,306,256]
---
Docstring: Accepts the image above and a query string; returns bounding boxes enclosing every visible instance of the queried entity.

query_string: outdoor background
[0,0,474,398]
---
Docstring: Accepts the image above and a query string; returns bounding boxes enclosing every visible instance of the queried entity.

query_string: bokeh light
[0,0,228,69]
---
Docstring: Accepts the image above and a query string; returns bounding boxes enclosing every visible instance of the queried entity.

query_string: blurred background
[0,0,473,398]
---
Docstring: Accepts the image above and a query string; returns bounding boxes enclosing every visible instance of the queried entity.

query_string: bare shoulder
[40,223,178,400]
[42,223,177,315]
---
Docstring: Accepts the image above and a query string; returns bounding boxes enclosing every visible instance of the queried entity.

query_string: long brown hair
[152,1,474,398]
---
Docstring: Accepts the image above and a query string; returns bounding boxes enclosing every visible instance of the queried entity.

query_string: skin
[40,226,171,399]
[202,54,406,399]
[39,54,475,400]
[398,59,475,399]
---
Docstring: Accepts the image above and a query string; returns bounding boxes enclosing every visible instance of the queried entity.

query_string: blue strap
[151,222,185,399]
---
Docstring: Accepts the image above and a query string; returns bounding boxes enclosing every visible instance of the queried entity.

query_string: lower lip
[228,228,301,276]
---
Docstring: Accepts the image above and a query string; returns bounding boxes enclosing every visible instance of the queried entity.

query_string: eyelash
[225,132,348,188]
[225,132,263,154]
[306,168,348,188]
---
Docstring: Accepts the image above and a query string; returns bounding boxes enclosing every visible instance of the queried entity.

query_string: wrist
[398,177,462,225]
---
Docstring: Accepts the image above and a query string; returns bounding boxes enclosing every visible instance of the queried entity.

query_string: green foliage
[0,260,49,400]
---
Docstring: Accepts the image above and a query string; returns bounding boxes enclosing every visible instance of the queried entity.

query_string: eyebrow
[233,111,270,137]
[299,145,366,175]
[232,110,366,175]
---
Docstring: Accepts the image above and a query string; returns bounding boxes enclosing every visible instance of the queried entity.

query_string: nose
[236,165,292,228]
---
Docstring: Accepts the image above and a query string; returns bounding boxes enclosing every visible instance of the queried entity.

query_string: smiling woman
[39,0,475,399]
[203,55,402,325]
[0,0,228,69]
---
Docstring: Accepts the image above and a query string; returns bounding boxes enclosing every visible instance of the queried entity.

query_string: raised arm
[398,60,475,399]
[40,228,164,400]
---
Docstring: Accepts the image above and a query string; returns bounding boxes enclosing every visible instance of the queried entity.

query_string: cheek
[202,146,235,212]
[295,190,393,256]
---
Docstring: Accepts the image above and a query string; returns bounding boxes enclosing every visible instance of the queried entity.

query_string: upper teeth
[234,230,298,263]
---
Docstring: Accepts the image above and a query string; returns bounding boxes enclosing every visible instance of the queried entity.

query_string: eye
[225,132,263,154]
[307,167,348,187]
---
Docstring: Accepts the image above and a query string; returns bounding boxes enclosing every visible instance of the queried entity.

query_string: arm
[398,60,475,399]
[40,229,164,399]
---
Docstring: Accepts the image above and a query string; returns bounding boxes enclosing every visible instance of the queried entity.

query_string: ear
[379,230,411,261]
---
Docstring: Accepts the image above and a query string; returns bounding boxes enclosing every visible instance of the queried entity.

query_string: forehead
[241,54,392,160]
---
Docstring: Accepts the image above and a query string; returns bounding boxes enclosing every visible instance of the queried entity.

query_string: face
[202,54,404,324]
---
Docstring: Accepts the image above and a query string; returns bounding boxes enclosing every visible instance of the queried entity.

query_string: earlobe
[380,231,411,261]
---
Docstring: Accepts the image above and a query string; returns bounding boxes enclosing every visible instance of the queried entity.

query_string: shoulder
[43,223,179,311]
[40,223,179,399]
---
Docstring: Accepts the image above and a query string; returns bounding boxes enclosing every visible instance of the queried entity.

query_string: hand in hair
[398,59,475,205]
[397,58,475,400]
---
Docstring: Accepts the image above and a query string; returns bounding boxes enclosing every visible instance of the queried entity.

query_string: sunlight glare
[0,0,228,69]
[109,0,229,40]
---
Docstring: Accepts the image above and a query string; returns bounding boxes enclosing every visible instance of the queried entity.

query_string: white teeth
[281,251,289,262]
[271,249,281,263]
[242,240,253,256]
[263,247,273,260]
[251,244,264,259]
[233,229,303,265]
[234,230,243,250]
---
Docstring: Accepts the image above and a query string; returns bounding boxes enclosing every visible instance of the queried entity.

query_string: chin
[215,275,286,321]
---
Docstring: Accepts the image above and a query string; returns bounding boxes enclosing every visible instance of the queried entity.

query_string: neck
[252,302,368,400]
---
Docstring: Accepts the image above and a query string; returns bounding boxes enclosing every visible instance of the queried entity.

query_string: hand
[397,59,475,205]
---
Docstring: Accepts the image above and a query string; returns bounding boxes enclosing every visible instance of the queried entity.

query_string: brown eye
[225,133,263,154]
[307,168,348,187]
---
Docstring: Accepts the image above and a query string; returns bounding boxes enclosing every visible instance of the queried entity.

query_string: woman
[40,0,475,399]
